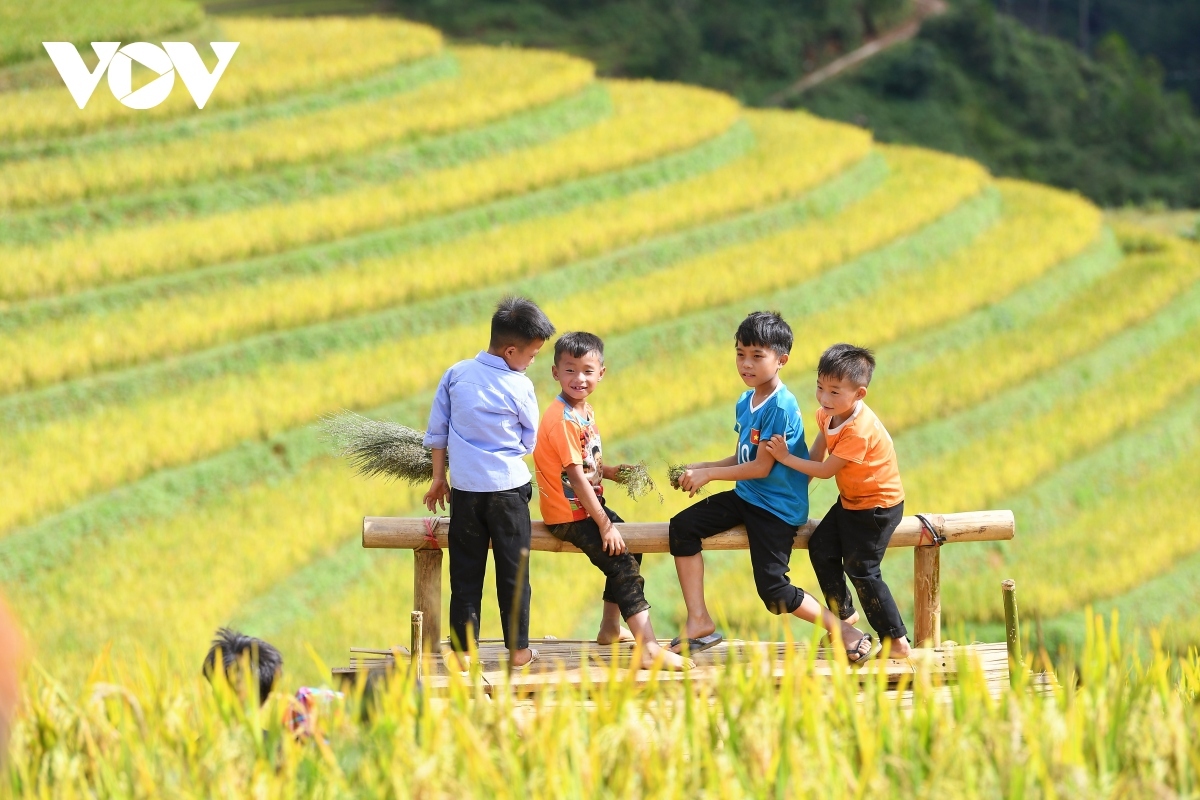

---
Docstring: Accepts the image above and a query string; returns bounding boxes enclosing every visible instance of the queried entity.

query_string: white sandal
[511,647,539,668]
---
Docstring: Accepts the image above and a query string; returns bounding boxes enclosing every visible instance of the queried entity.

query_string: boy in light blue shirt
[669,312,877,662]
[423,296,556,669]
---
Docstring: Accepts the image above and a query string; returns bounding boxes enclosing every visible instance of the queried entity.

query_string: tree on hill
[793,1,1200,207]
[993,0,1200,106]
[210,0,1199,206]
[380,0,913,105]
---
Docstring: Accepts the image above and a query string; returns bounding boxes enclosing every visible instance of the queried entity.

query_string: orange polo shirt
[817,401,905,511]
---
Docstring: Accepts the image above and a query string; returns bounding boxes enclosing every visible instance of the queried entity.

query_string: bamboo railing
[363,510,1015,651]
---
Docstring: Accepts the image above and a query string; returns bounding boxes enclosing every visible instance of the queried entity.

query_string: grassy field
[3,2,1200,793]
[9,617,1200,798]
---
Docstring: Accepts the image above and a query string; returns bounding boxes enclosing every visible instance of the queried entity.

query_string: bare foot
[509,647,538,668]
[880,638,913,660]
[596,625,635,646]
[640,643,694,670]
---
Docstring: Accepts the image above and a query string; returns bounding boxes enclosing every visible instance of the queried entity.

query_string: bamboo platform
[333,638,1052,699]
[346,511,1043,701]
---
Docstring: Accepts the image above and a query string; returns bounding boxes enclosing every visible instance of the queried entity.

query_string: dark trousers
[448,484,533,652]
[809,498,908,640]
[549,504,648,621]
[668,490,806,615]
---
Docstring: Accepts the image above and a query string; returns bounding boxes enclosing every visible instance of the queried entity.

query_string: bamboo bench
[363,509,1014,651]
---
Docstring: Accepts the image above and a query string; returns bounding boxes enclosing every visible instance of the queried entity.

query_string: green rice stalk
[615,462,661,503]
[321,411,434,484]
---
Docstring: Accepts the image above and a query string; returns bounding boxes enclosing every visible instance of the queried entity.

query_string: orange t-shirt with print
[817,401,904,511]
[533,396,605,525]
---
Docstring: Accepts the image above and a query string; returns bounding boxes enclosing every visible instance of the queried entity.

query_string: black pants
[549,504,648,621]
[668,490,806,615]
[448,484,532,652]
[809,498,908,640]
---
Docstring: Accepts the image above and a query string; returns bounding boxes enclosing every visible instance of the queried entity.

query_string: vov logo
[42,41,239,110]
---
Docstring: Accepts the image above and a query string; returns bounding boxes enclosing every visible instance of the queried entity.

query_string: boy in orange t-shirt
[764,343,912,659]
[533,332,691,670]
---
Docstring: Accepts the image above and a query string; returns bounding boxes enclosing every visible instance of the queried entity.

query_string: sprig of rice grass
[667,462,708,496]
[615,462,661,503]
[321,411,434,484]
[667,463,687,490]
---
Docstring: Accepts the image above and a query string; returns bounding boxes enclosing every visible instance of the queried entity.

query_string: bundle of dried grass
[667,463,688,491]
[615,462,661,503]
[667,462,707,496]
[322,411,435,484]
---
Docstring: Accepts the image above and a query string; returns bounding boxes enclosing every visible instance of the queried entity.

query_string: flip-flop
[846,633,874,665]
[669,632,724,654]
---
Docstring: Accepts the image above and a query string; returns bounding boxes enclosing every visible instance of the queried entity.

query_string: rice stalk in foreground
[321,411,434,484]
[6,614,1200,798]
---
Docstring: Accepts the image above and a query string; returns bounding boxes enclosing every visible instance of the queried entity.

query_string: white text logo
[42,42,240,110]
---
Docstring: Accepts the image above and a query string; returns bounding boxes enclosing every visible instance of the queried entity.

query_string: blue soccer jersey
[732,383,810,527]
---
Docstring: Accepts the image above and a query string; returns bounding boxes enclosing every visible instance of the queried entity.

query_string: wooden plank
[394,658,961,696]
[350,646,410,656]
[332,642,1053,704]
[364,510,1015,552]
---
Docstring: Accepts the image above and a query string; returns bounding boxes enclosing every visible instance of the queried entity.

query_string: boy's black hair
[735,311,793,356]
[490,296,556,350]
[202,627,283,705]
[553,331,605,364]
[818,343,876,388]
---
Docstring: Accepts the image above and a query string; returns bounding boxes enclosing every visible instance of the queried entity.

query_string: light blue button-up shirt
[423,351,540,492]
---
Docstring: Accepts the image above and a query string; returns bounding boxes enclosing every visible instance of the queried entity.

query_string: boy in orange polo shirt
[764,343,912,659]
[534,331,691,670]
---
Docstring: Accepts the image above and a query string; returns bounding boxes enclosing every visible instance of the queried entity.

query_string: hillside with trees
[206,0,1199,206]
[795,1,1200,207]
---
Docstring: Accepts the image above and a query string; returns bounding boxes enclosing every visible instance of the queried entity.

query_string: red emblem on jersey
[750,428,761,445]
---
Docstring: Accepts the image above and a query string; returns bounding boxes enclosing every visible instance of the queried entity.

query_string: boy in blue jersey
[669,312,876,661]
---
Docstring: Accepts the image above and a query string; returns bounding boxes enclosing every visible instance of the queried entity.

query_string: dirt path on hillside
[765,0,948,106]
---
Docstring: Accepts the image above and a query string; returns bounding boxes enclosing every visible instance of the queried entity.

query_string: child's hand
[763,434,790,461]
[600,523,627,555]
[610,464,635,483]
[679,468,710,497]
[423,477,449,513]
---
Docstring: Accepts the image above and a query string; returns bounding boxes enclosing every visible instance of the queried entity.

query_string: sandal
[511,647,540,669]
[846,633,874,664]
[668,631,724,654]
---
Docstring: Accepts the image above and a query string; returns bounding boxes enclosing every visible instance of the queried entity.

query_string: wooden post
[413,549,442,652]
[410,610,424,683]
[913,546,941,648]
[1002,579,1022,687]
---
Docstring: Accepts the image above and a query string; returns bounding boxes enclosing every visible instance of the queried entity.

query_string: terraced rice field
[3,9,1198,687]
